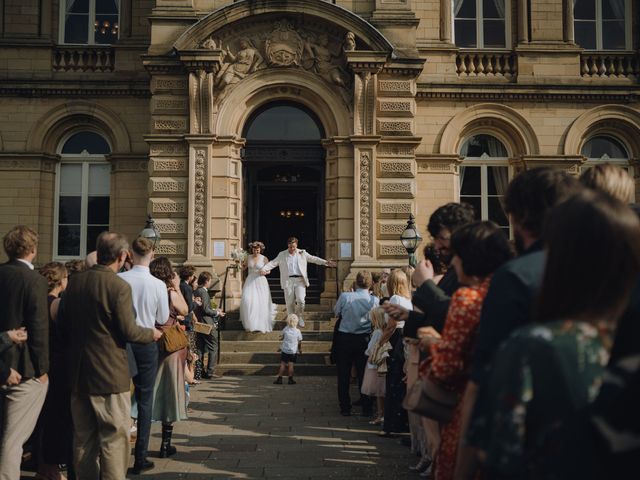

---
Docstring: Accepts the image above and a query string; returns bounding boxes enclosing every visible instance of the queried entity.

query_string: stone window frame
[58,0,120,45]
[53,131,112,261]
[573,0,632,51]
[453,0,512,50]
[580,134,634,181]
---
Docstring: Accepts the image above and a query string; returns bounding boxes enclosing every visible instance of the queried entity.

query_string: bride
[240,241,277,333]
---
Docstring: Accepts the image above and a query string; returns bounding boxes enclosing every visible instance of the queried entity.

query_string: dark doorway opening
[242,103,325,303]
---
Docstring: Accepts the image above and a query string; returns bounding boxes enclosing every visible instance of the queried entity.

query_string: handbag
[402,377,458,423]
[160,323,188,353]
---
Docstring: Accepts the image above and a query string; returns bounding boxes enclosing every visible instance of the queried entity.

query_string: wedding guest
[371,272,382,298]
[579,163,634,204]
[36,262,71,480]
[361,307,387,425]
[119,238,169,474]
[420,221,512,480]
[474,190,640,479]
[150,257,189,458]
[0,225,49,480]
[379,268,391,297]
[60,232,161,480]
[194,271,224,379]
[273,314,303,385]
[178,265,202,381]
[64,259,86,277]
[0,328,28,386]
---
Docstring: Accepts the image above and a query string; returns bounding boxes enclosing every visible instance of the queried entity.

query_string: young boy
[274,314,303,385]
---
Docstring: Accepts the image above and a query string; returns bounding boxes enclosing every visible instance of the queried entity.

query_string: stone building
[0,0,638,307]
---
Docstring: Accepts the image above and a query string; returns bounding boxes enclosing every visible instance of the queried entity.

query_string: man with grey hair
[61,232,162,480]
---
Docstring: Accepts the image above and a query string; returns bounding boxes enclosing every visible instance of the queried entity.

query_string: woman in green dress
[473,190,640,479]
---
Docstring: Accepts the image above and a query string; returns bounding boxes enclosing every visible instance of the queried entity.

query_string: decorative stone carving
[378,160,414,177]
[378,120,413,136]
[154,119,187,131]
[303,33,349,88]
[154,98,188,112]
[150,178,187,193]
[154,78,188,91]
[201,36,218,50]
[265,20,304,67]
[149,143,188,156]
[378,201,413,217]
[343,31,356,52]
[193,149,207,255]
[378,180,414,197]
[378,100,413,117]
[150,158,187,173]
[0,158,56,172]
[379,243,410,257]
[359,152,371,256]
[417,161,459,173]
[111,160,147,172]
[216,38,265,90]
[149,198,187,214]
[378,145,416,156]
[155,219,187,235]
[155,240,186,256]
[379,222,407,236]
[378,80,412,95]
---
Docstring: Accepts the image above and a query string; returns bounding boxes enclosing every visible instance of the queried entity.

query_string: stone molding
[149,158,188,174]
[516,155,586,175]
[377,200,413,218]
[377,179,415,198]
[378,79,414,97]
[149,177,188,194]
[155,240,187,256]
[359,151,372,256]
[154,218,187,235]
[377,242,410,257]
[0,154,58,172]
[377,220,408,238]
[149,197,187,214]
[416,154,463,174]
[192,148,207,256]
[377,159,415,178]
[377,120,413,136]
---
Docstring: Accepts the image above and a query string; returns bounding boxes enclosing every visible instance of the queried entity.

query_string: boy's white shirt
[280,326,303,354]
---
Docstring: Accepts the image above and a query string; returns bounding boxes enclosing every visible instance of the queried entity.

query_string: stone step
[220,351,331,364]
[221,340,330,353]
[216,363,336,376]
[223,319,336,331]
[221,330,334,341]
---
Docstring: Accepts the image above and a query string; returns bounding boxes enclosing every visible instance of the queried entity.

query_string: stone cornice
[0,82,150,98]
[417,84,640,103]
[382,58,425,78]
[142,55,185,75]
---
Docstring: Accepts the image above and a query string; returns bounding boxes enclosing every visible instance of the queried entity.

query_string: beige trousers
[71,391,131,480]
[0,378,48,480]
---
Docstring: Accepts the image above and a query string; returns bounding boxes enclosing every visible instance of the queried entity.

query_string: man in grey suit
[60,232,162,480]
[0,225,49,480]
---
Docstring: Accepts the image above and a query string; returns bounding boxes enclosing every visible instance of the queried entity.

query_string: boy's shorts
[281,352,298,363]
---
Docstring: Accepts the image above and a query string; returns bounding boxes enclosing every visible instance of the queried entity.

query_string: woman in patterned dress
[472,190,640,479]
[420,221,512,480]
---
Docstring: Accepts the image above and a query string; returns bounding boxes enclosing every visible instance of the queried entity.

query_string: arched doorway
[242,102,325,303]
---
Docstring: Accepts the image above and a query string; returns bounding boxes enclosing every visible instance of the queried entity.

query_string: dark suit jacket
[0,259,49,378]
[179,280,194,329]
[60,264,154,395]
[193,286,219,326]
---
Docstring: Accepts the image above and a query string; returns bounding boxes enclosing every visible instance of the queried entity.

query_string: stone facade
[0,0,639,306]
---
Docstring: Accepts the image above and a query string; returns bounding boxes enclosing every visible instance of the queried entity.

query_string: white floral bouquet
[230,247,248,269]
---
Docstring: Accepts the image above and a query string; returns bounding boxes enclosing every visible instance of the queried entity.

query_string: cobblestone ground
[134,375,417,479]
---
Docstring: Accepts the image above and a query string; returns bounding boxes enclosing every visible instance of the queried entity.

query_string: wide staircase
[217,304,337,376]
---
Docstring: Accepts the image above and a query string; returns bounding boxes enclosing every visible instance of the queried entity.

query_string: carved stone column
[563,0,575,43]
[179,50,222,135]
[440,0,452,43]
[518,0,529,44]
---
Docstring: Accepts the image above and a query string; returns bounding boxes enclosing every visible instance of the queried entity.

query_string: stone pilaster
[370,0,420,52]
[415,154,463,226]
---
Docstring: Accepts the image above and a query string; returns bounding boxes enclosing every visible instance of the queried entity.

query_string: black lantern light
[400,214,423,267]
[140,214,161,248]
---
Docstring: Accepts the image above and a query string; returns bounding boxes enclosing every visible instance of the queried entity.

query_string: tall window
[55,132,111,258]
[454,0,508,48]
[61,0,119,45]
[459,134,510,233]
[574,0,631,50]
[581,135,632,174]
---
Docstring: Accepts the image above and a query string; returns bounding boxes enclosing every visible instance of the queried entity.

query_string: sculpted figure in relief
[303,33,348,88]
[215,38,265,89]
[343,31,356,52]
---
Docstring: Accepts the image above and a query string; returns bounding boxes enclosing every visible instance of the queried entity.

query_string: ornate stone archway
[144,0,425,306]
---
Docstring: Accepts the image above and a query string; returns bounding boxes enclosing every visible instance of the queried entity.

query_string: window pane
[87,226,109,254]
[96,0,119,14]
[483,0,505,19]
[488,197,509,226]
[58,225,81,256]
[603,20,626,49]
[483,20,506,48]
[455,20,477,47]
[602,0,625,19]
[62,132,110,154]
[460,167,481,195]
[59,196,82,224]
[575,21,596,49]
[66,0,89,14]
[461,135,508,157]
[582,136,628,158]
[64,14,88,44]
[245,105,322,141]
[574,0,596,19]
[60,164,82,194]
[460,196,482,220]
[88,196,110,224]
[456,0,476,18]
[487,166,509,195]
[94,14,119,44]
[89,164,110,195]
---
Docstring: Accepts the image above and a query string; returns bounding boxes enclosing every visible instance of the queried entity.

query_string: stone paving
[133,375,418,479]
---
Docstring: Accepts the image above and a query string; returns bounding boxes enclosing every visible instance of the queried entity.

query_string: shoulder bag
[402,375,458,423]
[160,323,188,353]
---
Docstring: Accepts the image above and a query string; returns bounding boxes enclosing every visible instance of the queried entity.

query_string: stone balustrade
[580,52,640,78]
[52,46,115,72]
[456,51,517,79]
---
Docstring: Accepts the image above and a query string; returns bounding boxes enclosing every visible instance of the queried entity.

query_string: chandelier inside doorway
[279,210,305,219]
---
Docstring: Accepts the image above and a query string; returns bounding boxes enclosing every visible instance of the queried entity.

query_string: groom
[260,237,335,327]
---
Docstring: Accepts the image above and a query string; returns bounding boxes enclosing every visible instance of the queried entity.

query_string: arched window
[244,104,323,141]
[459,134,510,232]
[580,134,632,177]
[60,0,120,45]
[454,0,510,49]
[574,0,631,50]
[55,131,111,258]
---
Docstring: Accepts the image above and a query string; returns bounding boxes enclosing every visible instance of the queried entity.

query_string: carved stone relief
[155,219,187,235]
[377,120,413,136]
[378,145,416,157]
[155,240,186,256]
[149,143,188,156]
[150,158,187,173]
[378,160,414,177]
[377,200,413,217]
[149,198,187,214]
[378,243,410,257]
[149,178,187,194]
[378,80,413,96]
[359,152,371,256]
[377,179,415,197]
[154,119,187,131]
[193,149,207,256]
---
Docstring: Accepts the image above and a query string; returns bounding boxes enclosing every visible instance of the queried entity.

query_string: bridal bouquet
[230,247,248,269]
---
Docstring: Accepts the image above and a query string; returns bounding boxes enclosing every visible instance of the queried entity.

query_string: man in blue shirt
[334,271,379,417]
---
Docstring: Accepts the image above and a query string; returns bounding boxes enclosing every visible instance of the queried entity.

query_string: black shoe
[273,377,283,384]
[159,425,177,458]
[131,459,154,474]
[340,409,351,416]
[288,377,296,385]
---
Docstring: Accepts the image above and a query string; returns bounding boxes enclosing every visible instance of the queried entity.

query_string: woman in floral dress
[473,190,640,479]
[420,221,512,480]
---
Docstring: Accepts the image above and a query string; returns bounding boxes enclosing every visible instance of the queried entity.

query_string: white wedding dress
[240,255,277,333]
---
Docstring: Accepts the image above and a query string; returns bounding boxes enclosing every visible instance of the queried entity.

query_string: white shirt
[286,251,303,276]
[389,294,413,329]
[365,329,384,368]
[16,258,34,270]
[118,265,170,328]
[280,326,302,354]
